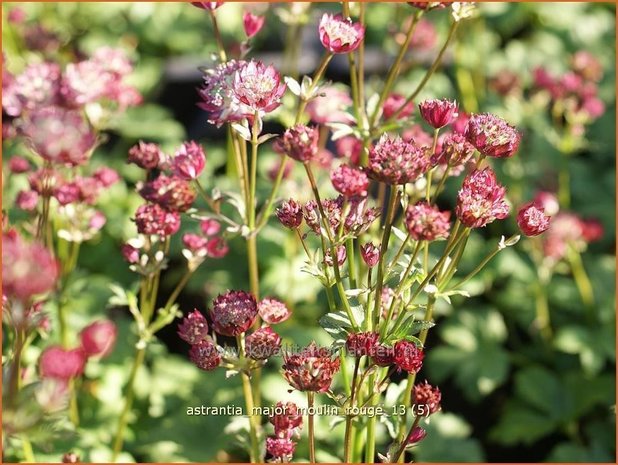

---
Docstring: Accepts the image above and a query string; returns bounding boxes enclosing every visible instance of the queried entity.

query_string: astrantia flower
[243,12,265,38]
[134,203,181,236]
[39,346,86,380]
[210,290,258,336]
[128,141,165,170]
[178,309,209,345]
[407,426,427,445]
[360,242,380,268]
[92,167,120,188]
[139,175,196,212]
[517,202,551,236]
[276,199,303,229]
[419,98,458,129]
[383,93,415,120]
[269,401,303,437]
[282,342,340,392]
[2,62,61,117]
[373,344,395,367]
[368,135,430,185]
[330,164,369,197]
[246,327,282,360]
[465,113,521,158]
[8,156,31,174]
[16,190,39,211]
[121,243,140,264]
[233,60,286,113]
[533,191,559,217]
[456,168,510,228]
[266,437,296,460]
[200,218,221,236]
[258,298,292,325]
[324,245,347,267]
[413,380,442,415]
[435,132,475,167]
[318,13,365,54]
[346,331,379,357]
[393,340,424,373]
[198,60,247,126]
[80,320,117,358]
[189,339,221,371]
[306,85,354,125]
[22,107,97,166]
[405,201,451,241]
[206,237,229,258]
[3,230,58,301]
[274,124,319,163]
[172,141,206,180]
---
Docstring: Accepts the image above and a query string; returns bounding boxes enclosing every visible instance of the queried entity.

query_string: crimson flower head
[246,327,282,360]
[139,175,196,212]
[178,309,210,345]
[3,230,58,302]
[407,426,427,445]
[243,12,265,39]
[368,134,430,185]
[419,98,458,129]
[210,290,258,336]
[324,245,347,267]
[330,164,369,197]
[269,401,303,436]
[456,168,510,228]
[360,242,380,268]
[282,342,340,392]
[346,331,379,358]
[233,60,286,113]
[266,437,296,461]
[319,14,365,54]
[405,201,451,241]
[172,141,206,180]
[189,339,221,371]
[276,199,303,229]
[533,191,560,216]
[191,2,223,10]
[465,113,521,158]
[413,380,442,415]
[9,156,31,174]
[517,202,551,236]
[39,346,86,380]
[274,124,319,163]
[22,107,96,166]
[16,190,38,211]
[436,132,475,167]
[128,141,165,170]
[80,320,117,358]
[198,60,247,127]
[383,93,415,120]
[393,340,424,373]
[134,203,181,236]
[258,298,292,325]
[200,218,221,236]
[373,344,396,367]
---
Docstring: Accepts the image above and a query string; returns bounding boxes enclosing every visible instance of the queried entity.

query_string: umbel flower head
[456,168,510,228]
[258,298,292,324]
[413,380,442,415]
[246,327,282,360]
[128,141,165,170]
[330,164,369,197]
[172,141,206,180]
[360,242,380,268]
[269,401,303,437]
[210,290,258,336]
[138,174,196,212]
[276,199,303,229]
[274,124,319,163]
[189,339,221,371]
[319,13,365,54]
[405,201,451,241]
[134,203,181,236]
[393,340,424,373]
[418,98,458,129]
[80,320,117,358]
[178,309,210,345]
[465,113,521,158]
[266,437,296,461]
[39,346,86,380]
[282,342,340,392]
[198,60,247,126]
[517,202,551,236]
[436,132,475,167]
[367,134,430,185]
[346,331,379,357]
[233,60,286,113]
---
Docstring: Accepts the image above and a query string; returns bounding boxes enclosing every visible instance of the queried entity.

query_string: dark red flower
[189,339,221,371]
[210,290,258,336]
[282,342,340,392]
[393,340,424,373]
[178,309,210,345]
[517,202,551,237]
[246,327,282,360]
[418,98,458,129]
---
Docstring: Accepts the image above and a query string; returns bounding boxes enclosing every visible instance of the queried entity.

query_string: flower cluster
[456,168,510,228]
[266,401,303,462]
[367,135,430,185]
[282,342,340,392]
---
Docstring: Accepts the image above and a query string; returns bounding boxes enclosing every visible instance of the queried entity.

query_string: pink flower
[435,132,475,167]
[233,60,286,113]
[54,182,82,206]
[191,2,223,10]
[517,202,551,237]
[276,199,303,229]
[246,327,282,360]
[2,230,58,301]
[22,107,97,166]
[139,175,196,212]
[413,380,442,415]
[533,191,559,216]
[200,218,221,236]
[581,219,604,243]
[269,401,303,437]
[7,7,26,24]
[360,242,380,268]
[80,320,117,358]
[121,243,140,264]
[243,12,265,38]
[210,290,258,336]
[182,233,208,253]
[571,51,603,82]
[2,62,61,117]
[282,342,340,392]
[418,98,458,129]
[407,426,427,445]
[92,167,120,187]
[306,85,354,124]
[15,190,39,211]
[330,164,369,197]
[465,113,521,158]
[405,201,451,241]
[383,93,415,120]
[335,136,363,165]
[266,437,296,460]
[172,141,206,180]
[198,60,247,127]
[206,237,229,258]
[134,203,181,236]
[274,124,319,163]
[451,111,470,135]
[178,309,210,345]
[367,134,430,185]
[39,346,86,380]
[128,141,165,170]
[324,245,347,267]
[456,168,510,228]
[258,298,292,325]
[8,156,31,174]
[318,14,365,54]
[189,339,221,371]
[346,331,379,357]
[393,340,424,373]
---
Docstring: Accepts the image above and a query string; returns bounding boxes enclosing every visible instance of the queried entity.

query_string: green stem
[209,10,227,62]
[343,358,361,463]
[432,165,452,202]
[237,335,261,463]
[346,238,358,290]
[296,53,333,121]
[568,246,595,313]
[21,437,35,463]
[393,415,422,463]
[307,392,316,463]
[535,280,553,341]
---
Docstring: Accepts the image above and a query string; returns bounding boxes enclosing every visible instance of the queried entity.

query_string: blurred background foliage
[2,2,615,463]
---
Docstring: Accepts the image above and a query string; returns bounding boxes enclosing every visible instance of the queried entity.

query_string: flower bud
[39,346,86,380]
[178,309,209,345]
[80,320,117,358]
